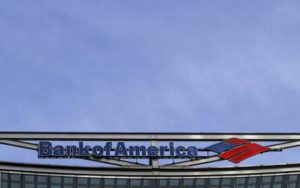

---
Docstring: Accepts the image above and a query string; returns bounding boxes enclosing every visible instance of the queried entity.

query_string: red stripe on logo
[224,138,249,145]
[219,143,260,159]
[228,146,269,163]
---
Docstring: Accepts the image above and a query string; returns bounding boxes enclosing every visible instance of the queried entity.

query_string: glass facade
[1,172,300,188]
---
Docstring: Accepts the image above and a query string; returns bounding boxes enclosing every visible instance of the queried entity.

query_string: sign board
[38,137,270,163]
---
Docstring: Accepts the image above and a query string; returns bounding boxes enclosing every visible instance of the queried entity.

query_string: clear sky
[0,1,300,166]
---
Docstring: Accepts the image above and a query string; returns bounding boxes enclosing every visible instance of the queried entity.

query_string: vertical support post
[0,171,2,188]
[149,140,159,169]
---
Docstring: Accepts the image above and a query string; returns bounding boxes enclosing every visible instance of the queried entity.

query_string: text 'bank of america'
[38,141,200,158]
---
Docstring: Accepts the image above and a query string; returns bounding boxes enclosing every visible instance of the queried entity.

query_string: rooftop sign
[1,132,299,168]
[38,138,270,163]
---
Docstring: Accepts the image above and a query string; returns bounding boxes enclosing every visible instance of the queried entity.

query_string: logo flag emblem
[205,138,269,163]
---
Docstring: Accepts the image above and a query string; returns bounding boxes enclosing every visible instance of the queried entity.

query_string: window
[50,176,62,188]
[116,179,128,188]
[142,179,155,188]
[169,179,181,188]
[247,177,257,188]
[130,179,141,188]
[104,178,115,188]
[1,173,8,188]
[261,177,272,188]
[221,178,232,188]
[235,177,246,188]
[287,175,298,188]
[11,174,22,188]
[194,179,205,188]
[208,178,220,188]
[182,179,194,188]
[90,178,101,188]
[2,172,300,188]
[24,175,35,188]
[37,176,48,188]
[158,179,168,188]
[77,177,88,188]
[63,177,74,188]
[273,176,283,188]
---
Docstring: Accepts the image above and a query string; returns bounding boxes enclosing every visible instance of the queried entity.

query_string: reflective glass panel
[158,179,168,188]
[287,175,298,188]
[222,178,232,188]
[261,176,272,188]
[3,171,300,188]
[235,177,246,188]
[50,176,62,188]
[63,177,74,188]
[37,176,47,183]
[247,177,257,188]
[90,178,101,188]
[37,175,48,188]
[169,179,181,188]
[195,179,205,188]
[182,179,194,188]
[24,175,35,188]
[77,177,88,188]
[1,173,8,180]
[273,176,283,188]
[130,179,141,188]
[11,174,21,188]
[208,178,219,188]
[37,176,48,188]
[116,179,128,188]
[104,178,115,188]
[1,173,8,188]
[142,179,155,188]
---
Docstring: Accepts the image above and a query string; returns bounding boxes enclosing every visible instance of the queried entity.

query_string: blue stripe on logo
[205,141,227,151]
[212,143,236,153]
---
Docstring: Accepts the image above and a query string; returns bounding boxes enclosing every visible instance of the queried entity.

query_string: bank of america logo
[205,138,269,163]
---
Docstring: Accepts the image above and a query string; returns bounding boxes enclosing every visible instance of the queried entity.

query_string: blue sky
[0,1,300,166]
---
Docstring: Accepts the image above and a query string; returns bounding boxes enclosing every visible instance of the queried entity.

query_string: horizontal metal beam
[164,156,222,167]
[269,141,300,150]
[1,132,300,141]
[2,161,300,177]
[0,140,38,150]
[86,156,146,167]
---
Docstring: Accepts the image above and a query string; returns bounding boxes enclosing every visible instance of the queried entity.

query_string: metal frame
[1,132,300,168]
[1,132,300,141]
[1,161,300,177]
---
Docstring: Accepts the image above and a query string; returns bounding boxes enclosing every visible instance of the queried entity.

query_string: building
[1,132,300,188]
